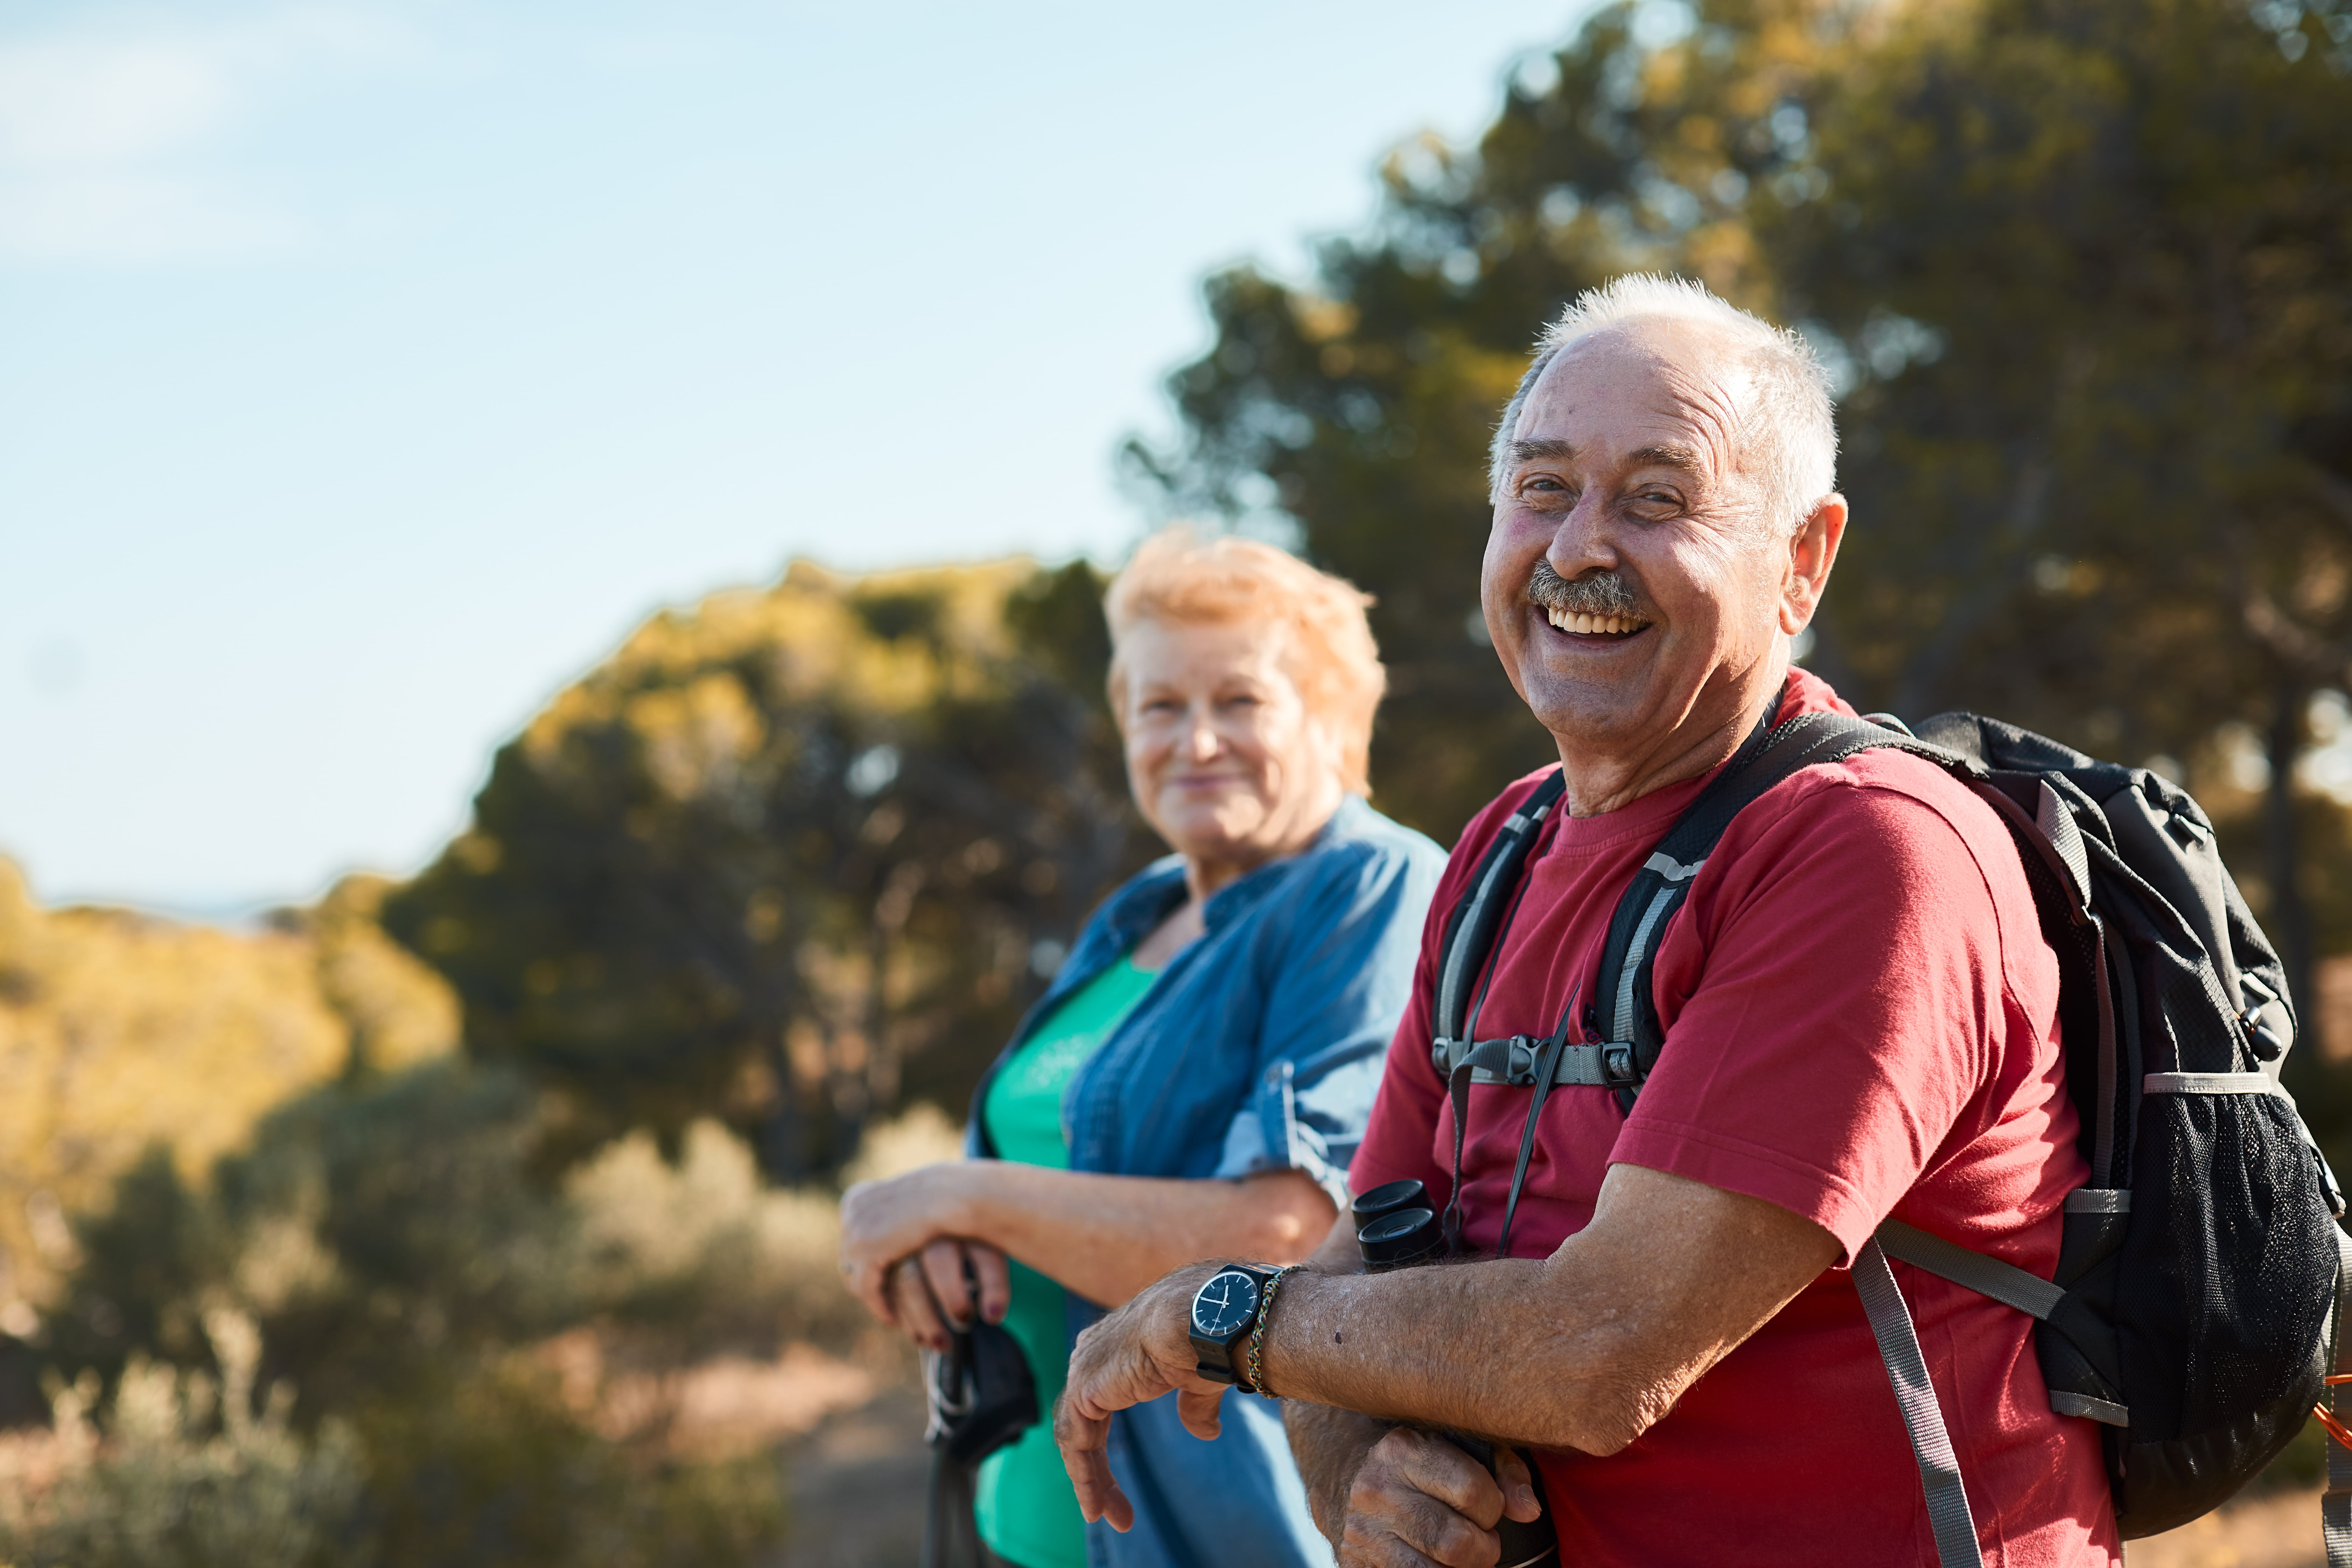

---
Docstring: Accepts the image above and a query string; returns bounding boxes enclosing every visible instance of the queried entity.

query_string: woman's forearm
[959,1161,1335,1307]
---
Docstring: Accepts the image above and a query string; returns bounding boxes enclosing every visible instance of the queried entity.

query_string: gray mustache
[1527,562,1641,618]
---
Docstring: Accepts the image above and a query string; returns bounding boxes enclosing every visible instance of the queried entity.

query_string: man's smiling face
[1481,316,1818,788]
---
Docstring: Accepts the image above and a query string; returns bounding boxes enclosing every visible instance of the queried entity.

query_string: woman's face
[1118,616,1344,879]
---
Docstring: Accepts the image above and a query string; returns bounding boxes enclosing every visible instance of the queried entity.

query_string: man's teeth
[1544,606,1645,635]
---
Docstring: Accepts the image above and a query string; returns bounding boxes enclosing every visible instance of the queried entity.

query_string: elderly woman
[840,529,1443,1568]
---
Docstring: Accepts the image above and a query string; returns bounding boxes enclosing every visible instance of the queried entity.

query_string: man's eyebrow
[1509,438,1707,475]
[1628,443,1705,475]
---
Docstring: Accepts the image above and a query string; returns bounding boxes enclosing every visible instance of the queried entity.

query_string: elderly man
[1052,276,2118,1566]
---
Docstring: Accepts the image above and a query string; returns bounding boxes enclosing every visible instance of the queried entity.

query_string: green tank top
[974,954,1157,1568]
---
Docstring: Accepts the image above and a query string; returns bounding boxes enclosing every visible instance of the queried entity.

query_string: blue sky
[0,0,1590,914]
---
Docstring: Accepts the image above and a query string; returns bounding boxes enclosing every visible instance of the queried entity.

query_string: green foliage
[49,1062,566,1404]
[53,1059,868,1409]
[275,877,466,1081]
[383,560,1146,1180]
[1778,0,2352,743]
[1003,558,1118,707]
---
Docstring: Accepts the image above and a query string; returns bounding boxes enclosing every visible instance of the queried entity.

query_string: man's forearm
[1283,1398,1390,1544]
[1252,1164,1840,1456]
[1260,1257,1614,1451]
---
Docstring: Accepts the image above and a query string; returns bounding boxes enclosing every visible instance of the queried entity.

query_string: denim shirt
[965,794,1444,1568]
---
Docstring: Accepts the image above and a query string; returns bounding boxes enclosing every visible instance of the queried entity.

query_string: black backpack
[1429,703,2351,1566]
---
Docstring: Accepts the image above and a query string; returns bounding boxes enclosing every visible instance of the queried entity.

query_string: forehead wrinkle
[1684,375,1784,528]
[1583,317,1763,480]
[1536,331,1754,483]
[1650,337,1776,499]
[1650,366,1746,477]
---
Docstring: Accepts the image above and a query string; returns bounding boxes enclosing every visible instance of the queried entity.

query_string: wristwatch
[1189,1263,1278,1386]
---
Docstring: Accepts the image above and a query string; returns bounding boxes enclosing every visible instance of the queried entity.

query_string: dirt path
[767,1386,931,1568]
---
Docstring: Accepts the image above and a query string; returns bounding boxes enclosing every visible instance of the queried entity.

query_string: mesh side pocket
[2116,1090,2332,1446]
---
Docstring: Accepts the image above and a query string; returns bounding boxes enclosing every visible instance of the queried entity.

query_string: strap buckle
[1430,1036,1460,1075]
[1502,1036,1542,1086]
[1432,1034,1547,1086]
[1599,1041,1639,1088]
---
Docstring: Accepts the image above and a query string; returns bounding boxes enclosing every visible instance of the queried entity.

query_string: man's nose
[1545,489,1618,578]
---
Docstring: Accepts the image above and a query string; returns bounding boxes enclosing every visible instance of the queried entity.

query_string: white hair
[1486,274,1838,533]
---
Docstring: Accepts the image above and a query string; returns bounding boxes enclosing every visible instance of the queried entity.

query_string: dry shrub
[567,1119,867,1352]
[16,1071,961,1567]
[0,1310,364,1568]
[347,1353,784,1568]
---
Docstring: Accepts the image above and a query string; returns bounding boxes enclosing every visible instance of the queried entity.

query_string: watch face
[1191,1268,1262,1340]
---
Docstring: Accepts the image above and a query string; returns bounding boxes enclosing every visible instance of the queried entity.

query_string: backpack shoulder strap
[1430,769,1567,1056]
[1426,768,1565,1259]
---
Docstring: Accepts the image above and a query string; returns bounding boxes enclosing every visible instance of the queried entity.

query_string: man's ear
[1779,494,1848,634]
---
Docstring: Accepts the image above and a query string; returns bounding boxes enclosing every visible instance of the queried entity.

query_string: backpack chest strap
[1431,1033,1646,1091]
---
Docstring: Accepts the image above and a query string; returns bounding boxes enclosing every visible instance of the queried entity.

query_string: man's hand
[1334,1427,1541,1568]
[1055,1260,1230,1530]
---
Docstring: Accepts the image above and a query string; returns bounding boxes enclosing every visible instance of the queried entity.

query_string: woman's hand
[887,1239,1014,1352]
[839,1162,988,1323]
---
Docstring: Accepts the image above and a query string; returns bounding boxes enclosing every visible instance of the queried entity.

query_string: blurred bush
[0,1313,364,1568]
[16,1018,986,1565]
[15,1055,870,1565]
[343,1356,784,1568]
[567,1118,873,1354]
[0,1329,786,1568]
[52,1056,883,1378]
[0,861,455,1319]
[50,1061,564,1402]
[838,1101,965,1187]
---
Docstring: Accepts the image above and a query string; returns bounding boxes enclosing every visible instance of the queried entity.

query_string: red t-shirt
[1349,669,2117,1566]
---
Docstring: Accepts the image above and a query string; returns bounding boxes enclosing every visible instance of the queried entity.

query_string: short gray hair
[1486,274,1838,533]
